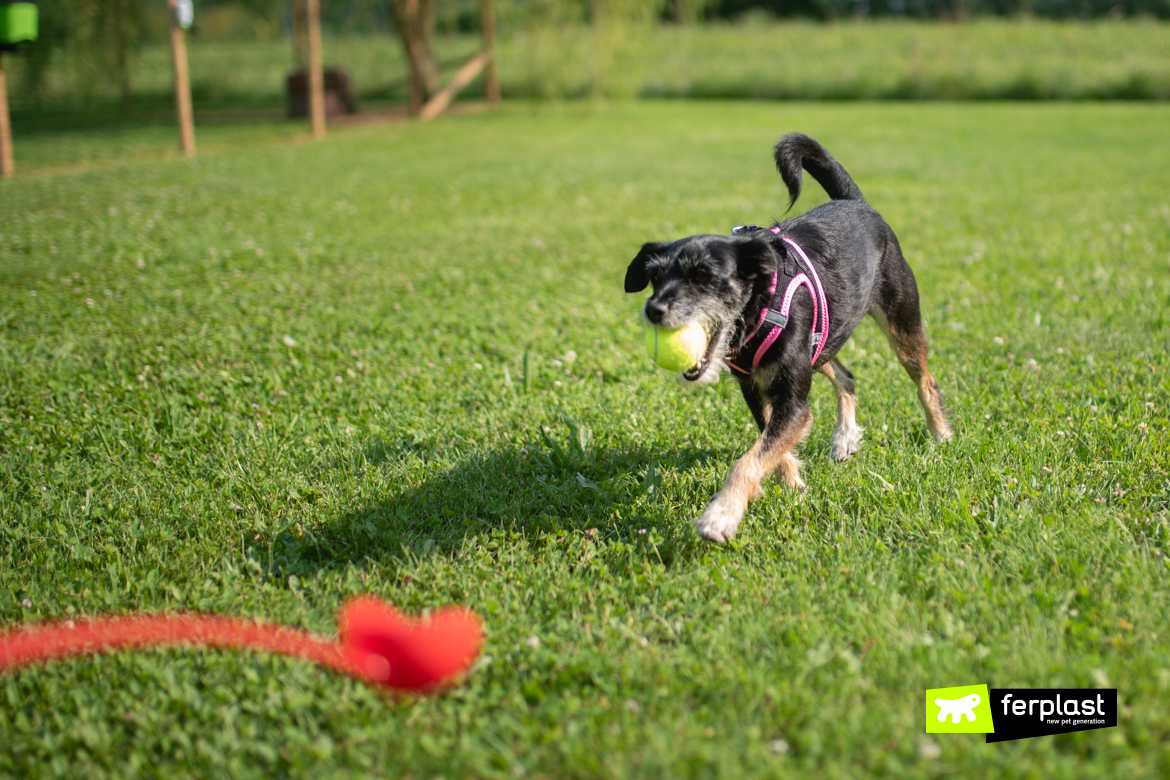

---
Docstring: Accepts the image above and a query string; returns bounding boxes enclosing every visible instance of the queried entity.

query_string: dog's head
[625,234,777,386]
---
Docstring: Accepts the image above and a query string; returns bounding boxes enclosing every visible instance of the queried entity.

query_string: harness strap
[737,269,779,348]
[753,273,815,367]
[776,231,830,365]
[725,228,830,371]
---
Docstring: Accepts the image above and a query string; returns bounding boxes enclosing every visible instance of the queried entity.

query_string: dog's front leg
[738,376,771,433]
[695,399,813,543]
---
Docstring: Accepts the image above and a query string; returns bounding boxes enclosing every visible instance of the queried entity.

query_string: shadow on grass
[9,93,416,138]
[260,431,726,580]
[9,97,287,136]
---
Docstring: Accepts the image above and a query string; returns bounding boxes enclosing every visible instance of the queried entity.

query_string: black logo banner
[986,688,1117,743]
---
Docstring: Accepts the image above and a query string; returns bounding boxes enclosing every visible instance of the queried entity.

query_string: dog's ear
[624,242,667,293]
[734,236,777,282]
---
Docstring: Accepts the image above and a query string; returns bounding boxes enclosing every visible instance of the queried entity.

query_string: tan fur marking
[869,306,952,443]
[819,358,864,460]
[773,450,805,489]
[725,410,811,501]
[694,409,813,542]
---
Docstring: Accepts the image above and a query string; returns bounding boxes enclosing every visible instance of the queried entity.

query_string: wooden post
[0,52,12,178]
[306,0,325,139]
[480,0,499,105]
[419,51,488,120]
[167,0,196,157]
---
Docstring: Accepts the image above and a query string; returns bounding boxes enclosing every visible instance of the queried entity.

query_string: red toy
[0,596,482,692]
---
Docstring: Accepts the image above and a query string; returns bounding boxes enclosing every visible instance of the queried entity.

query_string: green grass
[511,18,1170,100]
[0,118,307,180]
[1,101,1169,778]
[5,18,1170,115]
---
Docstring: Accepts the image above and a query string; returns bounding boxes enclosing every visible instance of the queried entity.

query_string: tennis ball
[644,322,707,372]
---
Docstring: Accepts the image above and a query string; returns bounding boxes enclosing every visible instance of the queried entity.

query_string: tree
[113,0,131,104]
[387,0,441,114]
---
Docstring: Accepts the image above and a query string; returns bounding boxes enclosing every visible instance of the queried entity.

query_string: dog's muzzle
[682,360,708,382]
[680,333,723,382]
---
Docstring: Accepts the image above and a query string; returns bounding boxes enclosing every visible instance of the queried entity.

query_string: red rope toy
[0,596,483,692]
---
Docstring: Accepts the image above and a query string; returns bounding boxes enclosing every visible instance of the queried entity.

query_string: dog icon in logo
[935,693,981,724]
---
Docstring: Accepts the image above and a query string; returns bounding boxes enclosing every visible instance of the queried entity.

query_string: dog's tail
[774,133,864,212]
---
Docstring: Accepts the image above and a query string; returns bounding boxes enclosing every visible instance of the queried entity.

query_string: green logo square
[925,684,994,733]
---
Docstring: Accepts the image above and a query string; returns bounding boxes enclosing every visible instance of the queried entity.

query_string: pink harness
[725,227,829,374]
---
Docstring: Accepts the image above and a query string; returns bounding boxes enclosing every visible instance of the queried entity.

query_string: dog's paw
[694,501,743,543]
[830,424,864,462]
[774,459,807,492]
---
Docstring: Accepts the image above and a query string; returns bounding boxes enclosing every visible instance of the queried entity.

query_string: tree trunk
[480,0,499,104]
[292,0,308,68]
[113,0,131,106]
[388,0,440,114]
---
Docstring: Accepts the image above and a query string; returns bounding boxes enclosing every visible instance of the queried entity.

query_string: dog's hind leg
[870,305,952,444]
[869,240,951,442]
[695,397,813,543]
[819,358,864,461]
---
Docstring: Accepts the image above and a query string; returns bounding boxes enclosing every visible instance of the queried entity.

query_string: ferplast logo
[925,685,1118,742]
[925,684,994,734]
[985,688,1117,743]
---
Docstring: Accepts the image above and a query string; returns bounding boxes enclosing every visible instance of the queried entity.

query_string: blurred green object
[0,2,38,46]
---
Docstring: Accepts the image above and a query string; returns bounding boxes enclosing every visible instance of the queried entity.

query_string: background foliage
[6,0,1169,112]
[5,19,1170,112]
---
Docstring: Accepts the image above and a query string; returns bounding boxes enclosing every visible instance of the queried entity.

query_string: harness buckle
[762,309,789,329]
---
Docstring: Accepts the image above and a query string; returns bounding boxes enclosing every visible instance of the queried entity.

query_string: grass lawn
[1,101,1169,778]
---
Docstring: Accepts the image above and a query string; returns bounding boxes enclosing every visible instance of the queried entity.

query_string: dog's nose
[643,299,667,324]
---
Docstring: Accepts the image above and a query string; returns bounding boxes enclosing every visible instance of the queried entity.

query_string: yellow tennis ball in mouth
[644,322,708,372]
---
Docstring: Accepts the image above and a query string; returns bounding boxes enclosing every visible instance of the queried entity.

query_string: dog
[624,133,952,542]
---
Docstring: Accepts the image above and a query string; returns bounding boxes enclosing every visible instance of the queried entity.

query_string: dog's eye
[689,266,709,281]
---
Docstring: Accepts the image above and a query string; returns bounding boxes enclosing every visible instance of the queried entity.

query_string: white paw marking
[694,499,743,543]
[774,465,807,492]
[831,423,864,462]
[780,474,808,494]
[935,694,981,724]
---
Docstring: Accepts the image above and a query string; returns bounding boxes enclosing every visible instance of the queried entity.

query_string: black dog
[625,133,951,542]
